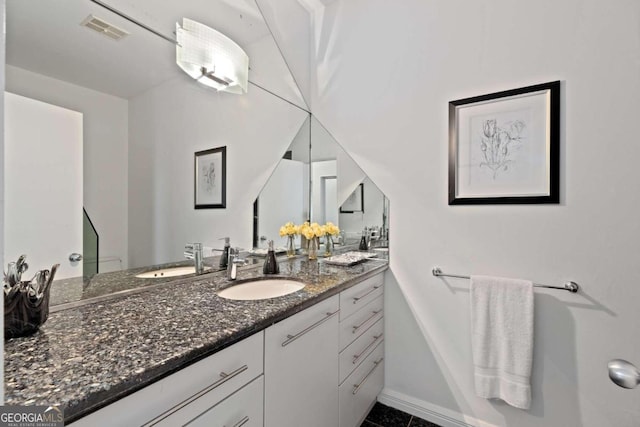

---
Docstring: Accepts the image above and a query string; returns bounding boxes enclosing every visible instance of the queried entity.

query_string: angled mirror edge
[253,0,311,113]
[310,116,390,251]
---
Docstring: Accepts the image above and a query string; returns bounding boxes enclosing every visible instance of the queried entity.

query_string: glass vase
[286,235,296,258]
[308,237,318,260]
[324,235,334,257]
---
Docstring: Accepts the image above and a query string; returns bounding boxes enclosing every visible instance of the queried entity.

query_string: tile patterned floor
[360,402,442,427]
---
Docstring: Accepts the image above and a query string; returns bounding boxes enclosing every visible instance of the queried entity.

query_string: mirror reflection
[253,115,390,254]
[4,0,308,285]
[253,115,310,250]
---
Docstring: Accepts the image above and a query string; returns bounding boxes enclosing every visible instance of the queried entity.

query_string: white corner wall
[307,1,640,426]
[128,76,308,267]
[5,65,129,270]
[0,0,6,404]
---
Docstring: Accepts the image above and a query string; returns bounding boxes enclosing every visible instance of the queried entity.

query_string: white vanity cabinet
[69,271,386,427]
[264,295,340,427]
[70,331,264,427]
[338,273,385,427]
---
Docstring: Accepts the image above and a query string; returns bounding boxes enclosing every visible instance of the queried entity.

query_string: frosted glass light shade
[176,18,249,94]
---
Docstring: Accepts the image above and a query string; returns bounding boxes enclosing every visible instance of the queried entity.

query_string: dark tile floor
[360,402,441,427]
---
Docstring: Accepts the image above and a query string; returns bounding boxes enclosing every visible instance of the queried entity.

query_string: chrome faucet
[227,247,246,280]
[184,243,204,275]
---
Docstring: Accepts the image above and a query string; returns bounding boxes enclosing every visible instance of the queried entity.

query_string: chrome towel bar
[432,267,579,293]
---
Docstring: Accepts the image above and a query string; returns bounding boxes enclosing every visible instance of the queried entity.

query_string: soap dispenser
[219,237,230,269]
[358,227,369,251]
[263,240,280,275]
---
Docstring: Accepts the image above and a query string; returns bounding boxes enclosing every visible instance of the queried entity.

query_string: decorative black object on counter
[263,240,280,274]
[4,255,59,338]
[359,228,369,251]
[219,237,230,269]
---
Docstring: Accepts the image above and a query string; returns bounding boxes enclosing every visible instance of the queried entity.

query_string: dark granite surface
[48,256,230,307]
[361,403,441,427]
[4,254,388,423]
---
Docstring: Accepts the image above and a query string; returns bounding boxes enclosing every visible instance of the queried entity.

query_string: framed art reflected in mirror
[340,183,364,213]
[195,146,226,209]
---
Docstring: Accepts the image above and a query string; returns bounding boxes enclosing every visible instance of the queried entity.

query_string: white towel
[470,275,534,410]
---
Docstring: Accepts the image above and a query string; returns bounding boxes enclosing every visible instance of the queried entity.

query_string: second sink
[217,279,305,301]
[135,266,211,279]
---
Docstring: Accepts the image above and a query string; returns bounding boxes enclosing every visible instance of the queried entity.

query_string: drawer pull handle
[353,334,384,365]
[225,415,250,427]
[352,285,382,304]
[282,310,340,347]
[352,357,384,395]
[143,365,248,426]
[352,310,382,334]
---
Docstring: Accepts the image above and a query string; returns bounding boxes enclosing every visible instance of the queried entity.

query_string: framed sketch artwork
[448,81,560,204]
[194,146,226,209]
[340,183,364,213]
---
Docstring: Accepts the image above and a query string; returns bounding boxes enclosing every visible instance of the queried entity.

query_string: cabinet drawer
[71,332,264,427]
[339,318,383,385]
[339,296,383,351]
[339,342,384,427]
[185,375,263,427]
[340,274,384,321]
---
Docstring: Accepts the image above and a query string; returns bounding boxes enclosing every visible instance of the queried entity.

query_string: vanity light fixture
[176,18,249,94]
[87,1,248,94]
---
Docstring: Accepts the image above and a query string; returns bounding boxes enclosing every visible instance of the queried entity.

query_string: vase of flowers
[279,222,299,258]
[300,222,324,260]
[323,222,340,257]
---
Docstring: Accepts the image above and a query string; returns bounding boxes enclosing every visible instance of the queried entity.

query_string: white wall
[4,93,83,280]
[310,159,336,224]
[128,75,308,267]
[306,1,640,426]
[258,159,305,248]
[1,0,6,404]
[5,65,129,271]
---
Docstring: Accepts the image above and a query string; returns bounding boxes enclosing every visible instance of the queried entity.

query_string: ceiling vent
[81,15,129,41]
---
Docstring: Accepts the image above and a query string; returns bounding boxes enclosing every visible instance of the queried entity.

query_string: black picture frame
[194,146,226,209]
[448,81,560,205]
[340,183,364,213]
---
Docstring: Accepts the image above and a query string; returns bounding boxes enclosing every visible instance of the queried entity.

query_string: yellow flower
[279,221,299,236]
[310,222,324,237]
[298,222,312,239]
[323,222,340,236]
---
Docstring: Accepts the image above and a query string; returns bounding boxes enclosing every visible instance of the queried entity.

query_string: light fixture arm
[199,67,230,87]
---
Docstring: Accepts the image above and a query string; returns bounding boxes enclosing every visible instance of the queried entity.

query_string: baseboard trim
[378,388,496,427]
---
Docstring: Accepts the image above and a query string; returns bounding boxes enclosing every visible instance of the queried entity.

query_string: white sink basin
[217,279,305,301]
[135,266,210,279]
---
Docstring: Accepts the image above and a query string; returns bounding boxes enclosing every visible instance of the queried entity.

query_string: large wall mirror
[4,0,310,280]
[253,115,390,253]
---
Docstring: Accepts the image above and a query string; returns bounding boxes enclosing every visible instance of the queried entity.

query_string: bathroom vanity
[4,254,387,427]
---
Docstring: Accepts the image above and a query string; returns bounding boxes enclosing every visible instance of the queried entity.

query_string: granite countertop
[48,256,232,308]
[4,253,388,423]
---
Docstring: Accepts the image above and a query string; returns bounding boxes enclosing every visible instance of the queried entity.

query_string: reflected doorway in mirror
[195,146,227,209]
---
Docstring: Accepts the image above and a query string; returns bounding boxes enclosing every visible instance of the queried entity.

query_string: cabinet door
[186,376,263,427]
[264,295,340,427]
